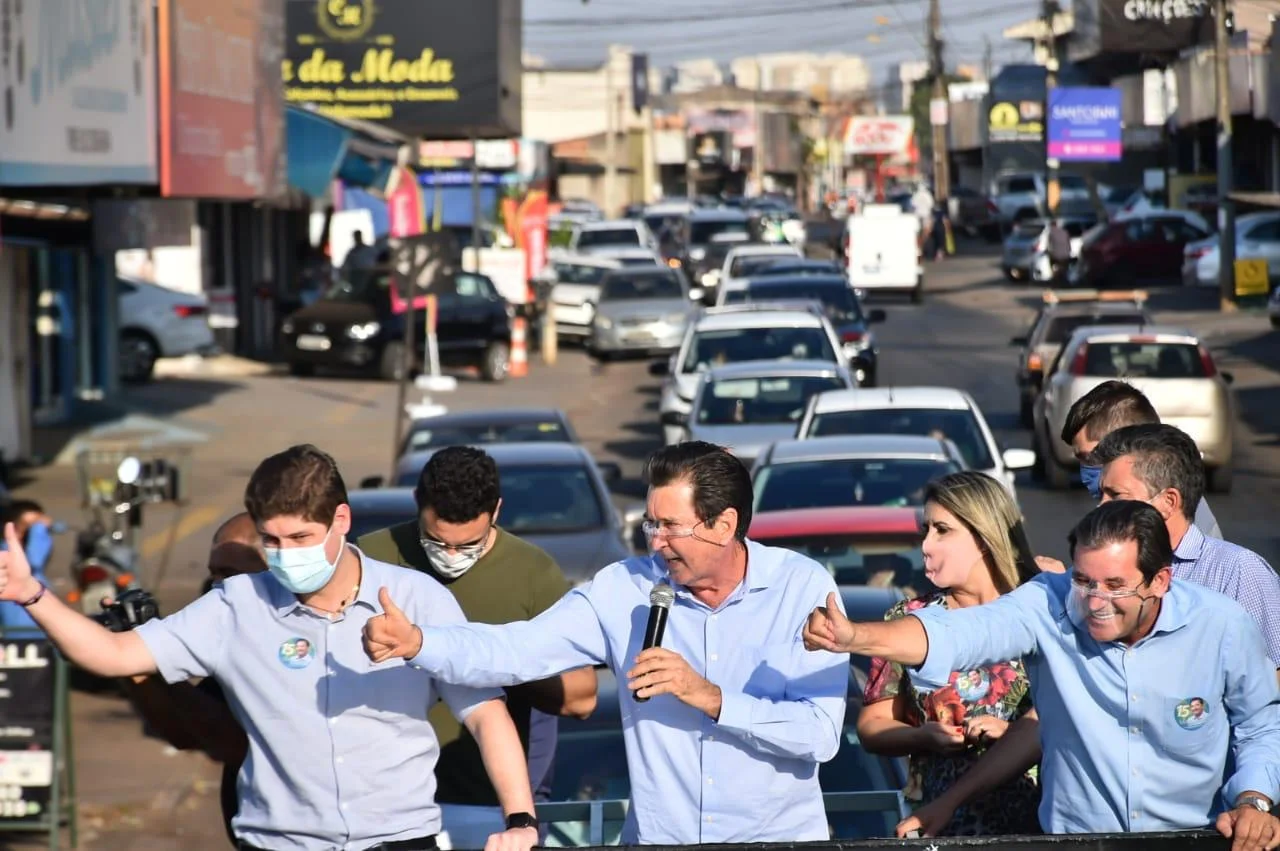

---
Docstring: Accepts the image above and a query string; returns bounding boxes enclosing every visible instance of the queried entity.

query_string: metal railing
[537,791,908,847]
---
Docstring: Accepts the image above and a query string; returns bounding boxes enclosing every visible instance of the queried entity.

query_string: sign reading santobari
[283,0,522,138]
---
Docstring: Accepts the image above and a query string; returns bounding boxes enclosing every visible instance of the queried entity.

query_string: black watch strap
[505,812,539,831]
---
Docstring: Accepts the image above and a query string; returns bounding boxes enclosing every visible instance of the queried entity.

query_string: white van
[845,205,924,302]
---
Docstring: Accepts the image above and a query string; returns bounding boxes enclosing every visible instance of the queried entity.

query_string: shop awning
[286,106,407,198]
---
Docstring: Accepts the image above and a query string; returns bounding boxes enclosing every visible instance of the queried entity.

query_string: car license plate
[296,334,331,352]
[624,330,656,343]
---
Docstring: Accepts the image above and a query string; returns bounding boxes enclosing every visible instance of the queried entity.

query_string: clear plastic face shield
[1068,576,1157,640]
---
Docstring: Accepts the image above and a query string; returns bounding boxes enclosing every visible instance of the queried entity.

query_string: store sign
[1071,0,1212,58]
[283,0,522,138]
[0,0,157,186]
[1048,88,1122,161]
[988,101,1044,143]
[0,640,55,825]
[159,0,286,198]
[844,116,914,156]
[419,140,518,170]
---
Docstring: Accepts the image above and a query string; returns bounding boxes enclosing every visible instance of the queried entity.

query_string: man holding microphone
[364,442,850,844]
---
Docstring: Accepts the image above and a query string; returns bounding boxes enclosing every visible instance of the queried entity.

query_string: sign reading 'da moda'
[0,0,157,185]
[1071,0,1211,57]
[283,0,522,138]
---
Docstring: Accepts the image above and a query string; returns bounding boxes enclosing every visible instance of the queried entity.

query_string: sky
[523,0,1039,91]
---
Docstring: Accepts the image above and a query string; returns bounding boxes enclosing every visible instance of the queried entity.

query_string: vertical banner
[0,639,56,824]
[631,53,650,115]
[518,190,549,296]
[386,167,426,239]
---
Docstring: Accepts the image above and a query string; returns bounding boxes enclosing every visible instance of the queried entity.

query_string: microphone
[635,583,675,703]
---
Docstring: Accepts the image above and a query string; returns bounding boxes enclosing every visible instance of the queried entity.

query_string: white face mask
[419,530,488,579]
[265,527,343,594]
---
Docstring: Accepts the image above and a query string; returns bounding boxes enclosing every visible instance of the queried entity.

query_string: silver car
[587,267,700,360]
[543,255,623,338]
[1032,324,1236,491]
[668,360,856,469]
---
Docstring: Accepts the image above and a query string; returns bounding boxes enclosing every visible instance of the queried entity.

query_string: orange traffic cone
[510,317,529,378]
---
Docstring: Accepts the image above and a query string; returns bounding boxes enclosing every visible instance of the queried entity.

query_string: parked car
[651,304,845,446]
[280,268,513,382]
[397,408,579,457]
[355,442,639,581]
[569,220,658,256]
[796,387,1035,503]
[1031,325,1235,491]
[118,277,216,382]
[1185,211,1280,288]
[670,360,856,468]
[1009,289,1152,427]
[716,274,886,385]
[587,267,700,361]
[1075,214,1209,288]
[751,435,968,512]
[947,185,1000,241]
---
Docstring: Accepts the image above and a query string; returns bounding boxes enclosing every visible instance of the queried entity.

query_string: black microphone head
[649,583,675,610]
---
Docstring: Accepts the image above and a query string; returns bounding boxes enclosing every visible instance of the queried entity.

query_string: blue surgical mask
[265,527,343,594]
[1080,465,1103,501]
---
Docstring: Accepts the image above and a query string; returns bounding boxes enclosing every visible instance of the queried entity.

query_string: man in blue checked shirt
[364,441,850,845]
[804,500,1280,851]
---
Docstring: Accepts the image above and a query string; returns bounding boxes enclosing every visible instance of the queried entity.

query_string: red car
[748,506,930,599]
[1076,215,1210,288]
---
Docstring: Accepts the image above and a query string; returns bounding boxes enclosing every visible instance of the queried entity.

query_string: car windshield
[753,458,961,512]
[325,269,389,302]
[1078,342,1208,378]
[616,256,661,267]
[349,509,417,542]
[807,408,994,470]
[1045,312,1147,344]
[755,533,932,597]
[698,375,848,426]
[681,326,836,372]
[403,420,570,454]
[729,253,792,277]
[599,273,684,301]
[577,228,640,248]
[553,263,613,285]
[394,464,605,533]
[690,220,750,244]
[1060,175,1088,191]
[759,263,842,277]
[728,282,864,323]
[1013,221,1046,239]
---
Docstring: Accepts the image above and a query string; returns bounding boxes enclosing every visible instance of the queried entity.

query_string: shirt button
[707,735,715,742]
[1132,767,1139,775]
[709,653,719,662]
[342,803,349,810]
[1131,811,1140,819]
[1130,726,1139,733]
[330,718,338,726]
[1130,694,1138,702]
[705,816,713,823]
[336,757,344,765]
[706,777,713,784]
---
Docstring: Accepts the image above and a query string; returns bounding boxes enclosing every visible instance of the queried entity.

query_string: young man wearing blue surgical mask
[358,446,597,849]
[0,444,542,851]
[0,500,63,631]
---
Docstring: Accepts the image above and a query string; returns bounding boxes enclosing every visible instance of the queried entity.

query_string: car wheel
[1207,464,1233,493]
[1019,394,1034,429]
[1270,315,1280,329]
[119,330,159,383]
[482,342,509,382]
[380,341,408,382]
[1029,423,1047,481]
[911,279,924,304]
[288,362,315,378]
[861,368,877,388]
[1044,442,1072,490]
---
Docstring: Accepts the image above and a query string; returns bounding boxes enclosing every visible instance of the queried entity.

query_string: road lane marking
[324,381,385,426]
[139,504,225,561]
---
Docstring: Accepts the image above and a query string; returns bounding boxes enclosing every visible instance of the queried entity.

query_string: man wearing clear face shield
[803,500,1280,851]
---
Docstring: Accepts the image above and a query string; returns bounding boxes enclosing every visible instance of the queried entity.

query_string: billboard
[1048,88,1122,162]
[158,0,287,198]
[1071,0,1212,60]
[283,0,522,139]
[0,0,156,185]
[844,116,914,156]
[988,100,1044,144]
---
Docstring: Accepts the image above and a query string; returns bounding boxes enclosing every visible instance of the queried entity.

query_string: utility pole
[604,53,618,217]
[928,0,949,201]
[753,57,766,197]
[1214,0,1236,310]
[1042,0,1061,218]
[983,36,993,82]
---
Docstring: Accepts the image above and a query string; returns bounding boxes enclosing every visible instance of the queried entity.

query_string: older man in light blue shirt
[364,442,850,845]
[803,501,1280,850]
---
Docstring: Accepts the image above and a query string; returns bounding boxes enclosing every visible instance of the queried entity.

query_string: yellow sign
[989,102,1020,130]
[318,0,374,41]
[1234,258,1269,297]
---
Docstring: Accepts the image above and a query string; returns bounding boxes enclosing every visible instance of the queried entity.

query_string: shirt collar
[1146,578,1194,636]
[1172,522,1206,564]
[267,544,378,616]
[659,538,773,601]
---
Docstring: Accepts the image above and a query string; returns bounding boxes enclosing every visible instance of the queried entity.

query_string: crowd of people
[0,380,1278,851]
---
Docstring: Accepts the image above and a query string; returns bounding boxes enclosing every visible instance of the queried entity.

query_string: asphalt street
[11,240,1280,848]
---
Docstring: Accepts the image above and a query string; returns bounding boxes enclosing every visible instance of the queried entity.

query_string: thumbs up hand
[363,587,423,664]
[0,523,40,603]
[802,591,858,654]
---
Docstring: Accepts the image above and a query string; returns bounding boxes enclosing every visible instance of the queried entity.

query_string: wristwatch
[1237,795,1273,813]
[505,812,539,831]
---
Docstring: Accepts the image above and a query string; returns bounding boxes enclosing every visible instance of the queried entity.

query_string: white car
[569,220,657,256]
[1185,211,1280,288]
[795,386,1035,503]
[118,277,216,382]
[544,255,623,338]
[650,304,845,446]
[713,244,804,293]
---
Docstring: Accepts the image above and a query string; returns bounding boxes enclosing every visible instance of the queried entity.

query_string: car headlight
[701,271,720,287]
[689,247,706,261]
[281,319,295,334]
[595,316,613,330]
[346,321,381,341]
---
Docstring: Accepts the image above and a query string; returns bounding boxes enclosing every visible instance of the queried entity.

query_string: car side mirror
[597,461,622,484]
[648,360,670,377]
[1010,335,1029,346]
[688,287,705,302]
[868,309,887,324]
[660,411,688,427]
[1221,371,1234,385]
[359,475,385,489]
[1002,448,1037,471]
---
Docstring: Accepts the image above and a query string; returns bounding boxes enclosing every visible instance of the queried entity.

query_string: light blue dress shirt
[137,549,503,851]
[409,540,850,845]
[912,572,1280,835]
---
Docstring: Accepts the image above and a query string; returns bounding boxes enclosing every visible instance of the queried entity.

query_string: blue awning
[286,107,404,198]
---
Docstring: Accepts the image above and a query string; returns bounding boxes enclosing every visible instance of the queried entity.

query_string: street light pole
[928,0,949,202]
[1214,0,1237,310]
[1042,0,1061,219]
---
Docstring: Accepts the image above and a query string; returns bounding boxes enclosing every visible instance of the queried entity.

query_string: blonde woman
[858,471,1041,836]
